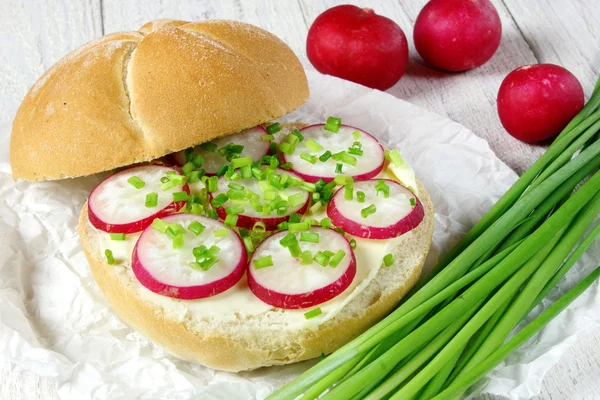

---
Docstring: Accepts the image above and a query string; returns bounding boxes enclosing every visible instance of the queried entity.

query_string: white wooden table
[2,1,600,399]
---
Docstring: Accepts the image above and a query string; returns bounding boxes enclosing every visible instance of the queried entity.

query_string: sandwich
[9,19,434,372]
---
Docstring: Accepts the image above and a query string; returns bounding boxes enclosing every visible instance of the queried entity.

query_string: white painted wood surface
[2,0,600,399]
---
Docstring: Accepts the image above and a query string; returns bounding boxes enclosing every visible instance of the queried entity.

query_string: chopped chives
[269,142,277,155]
[151,218,169,233]
[321,218,332,229]
[262,203,272,216]
[227,189,246,200]
[211,193,229,208]
[240,165,252,178]
[309,201,322,214]
[304,308,322,319]
[200,142,217,152]
[192,154,204,167]
[270,157,280,169]
[329,250,346,268]
[291,129,304,142]
[193,245,207,259]
[300,181,317,192]
[228,182,244,191]
[253,255,273,269]
[262,134,275,141]
[276,203,290,216]
[199,256,218,270]
[278,141,295,155]
[331,151,345,161]
[184,148,194,162]
[334,175,353,185]
[300,232,320,243]
[314,251,331,266]
[324,116,341,133]
[182,161,196,175]
[319,151,332,162]
[245,189,260,201]
[188,261,203,271]
[160,178,180,190]
[188,221,206,236]
[349,239,357,249]
[341,153,357,166]
[145,192,158,208]
[306,139,323,153]
[172,233,185,249]
[187,170,201,183]
[213,229,229,238]
[301,153,318,164]
[288,243,302,257]
[253,221,267,232]
[172,191,188,202]
[281,162,293,170]
[383,253,394,267]
[323,250,335,258]
[289,221,311,232]
[289,213,303,223]
[190,204,203,214]
[208,245,220,255]
[215,164,228,177]
[356,191,366,203]
[352,130,361,140]
[226,205,245,215]
[232,156,252,168]
[280,232,298,247]
[105,249,115,265]
[344,183,354,200]
[110,233,126,241]
[266,122,281,135]
[277,221,289,230]
[388,148,405,167]
[323,181,337,192]
[127,176,145,189]
[160,176,169,184]
[300,250,313,265]
[410,197,417,206]
[312,192,321,201]
[207,176,218,192]
[263,190,277,201]
[335,163,343,174]
[288,193,307,207]
[286,133,300,146]
[243,236,255,253]
[361,204,377,218]
[375,180,390,198]
[224,214,238,227]
[166,223,186,239]
[348,147,363,156]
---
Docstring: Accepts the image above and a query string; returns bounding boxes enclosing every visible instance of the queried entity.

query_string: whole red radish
[414,0,502,72]
[306,5,408,90]
[497,64,584,143]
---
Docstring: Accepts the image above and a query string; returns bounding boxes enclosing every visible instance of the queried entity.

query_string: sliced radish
[248,228,356,309]
[283,124,385,183]
[212,168,310,230]
[88,165,188,234]
[171,126,270,174]
[327,179,424,239]
[132,213,247,299]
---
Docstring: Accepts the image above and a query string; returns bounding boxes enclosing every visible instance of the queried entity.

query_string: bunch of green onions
[268,76,600,400]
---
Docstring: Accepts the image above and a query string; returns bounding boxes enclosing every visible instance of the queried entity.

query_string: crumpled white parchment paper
[0,69,598,400]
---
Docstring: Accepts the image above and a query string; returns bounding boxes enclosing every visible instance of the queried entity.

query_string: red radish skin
[414,0,502,72]
[307,5,408,90]
[497,64,585,143]
[327,179,424,239]
[88,165,189,234]
[283,124,385,183]
[132,214,247,300]
[248,228,356,309]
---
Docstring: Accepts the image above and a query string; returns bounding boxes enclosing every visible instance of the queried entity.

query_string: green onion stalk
[268,75,600,400]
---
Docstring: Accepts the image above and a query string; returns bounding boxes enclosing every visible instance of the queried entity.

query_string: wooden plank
[101,0,308,58]
[298,0,544,174]
[502,0,600,97]
[0,0,102,124]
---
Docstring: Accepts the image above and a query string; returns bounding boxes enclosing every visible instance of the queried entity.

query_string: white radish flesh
[88,165,188,233]
[327,179,424,239]
[283,124,384,182]
[132,214,247,299]
[248,228,356,309]
[172,126,270,174]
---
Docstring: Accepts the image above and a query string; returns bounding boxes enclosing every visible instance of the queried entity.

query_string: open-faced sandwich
[9,19,434,372]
